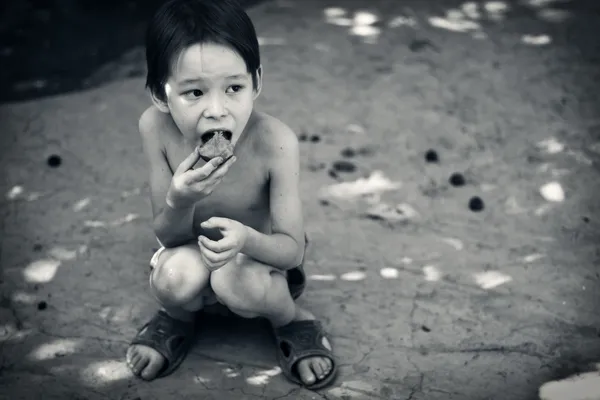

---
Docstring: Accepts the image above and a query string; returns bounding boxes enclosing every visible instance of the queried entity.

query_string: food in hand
[197,131,234,162]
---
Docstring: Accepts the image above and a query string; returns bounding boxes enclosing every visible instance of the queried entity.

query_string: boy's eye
[226,85,244,93]
[184,89,203,98]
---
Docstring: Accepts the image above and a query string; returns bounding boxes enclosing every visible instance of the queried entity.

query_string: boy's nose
[203,93,227,119]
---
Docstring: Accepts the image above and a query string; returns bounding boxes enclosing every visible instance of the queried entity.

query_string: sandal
[273,320,338,390]
[129,310,197,379]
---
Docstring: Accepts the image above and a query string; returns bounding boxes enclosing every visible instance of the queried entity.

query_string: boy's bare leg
[126,244,210,380]
[211,255,333,386]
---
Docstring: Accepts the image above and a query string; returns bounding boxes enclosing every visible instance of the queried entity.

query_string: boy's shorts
[149,234,308,300]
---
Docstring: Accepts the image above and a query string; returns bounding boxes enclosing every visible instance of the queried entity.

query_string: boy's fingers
[199,236,231,253]
[187,156,226,182]
[175,147,201,175]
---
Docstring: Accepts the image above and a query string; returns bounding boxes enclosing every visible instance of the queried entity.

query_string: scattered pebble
[421,325,431,332]
[47,155,62,167]
[37,301,47,310]
[582,216,590,223]
[469,196,485,212]
[441,237,464,251]
[409,39,435,52]
[298,133,308,141]
[341,147,355,158]
[380,267,399,279]
[425,149,439,163]
[33,244,43,252]
[307,274,336,281]
[328,169,338,179]
[310,134,321,143]
[449,172,466,187]
[332,160,357,173]
[366,202,419,223]
[540,182,565,202]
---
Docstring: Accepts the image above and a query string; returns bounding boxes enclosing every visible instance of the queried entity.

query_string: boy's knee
[210,264,272,313]
[150,244,210,306]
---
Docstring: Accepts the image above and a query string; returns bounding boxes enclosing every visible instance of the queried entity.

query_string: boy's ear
[252,65,263,100]
[150,88,170,114]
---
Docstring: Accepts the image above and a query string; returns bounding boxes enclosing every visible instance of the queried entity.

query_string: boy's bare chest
[168,143,271,226]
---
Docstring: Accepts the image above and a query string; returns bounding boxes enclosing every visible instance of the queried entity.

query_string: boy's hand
[198,217,248,272]
[166,148,236,209]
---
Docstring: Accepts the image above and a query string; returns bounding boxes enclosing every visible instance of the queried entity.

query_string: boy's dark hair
[145,0,261,100]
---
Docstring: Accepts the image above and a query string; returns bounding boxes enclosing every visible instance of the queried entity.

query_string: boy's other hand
[198,217,248,271]
[166,148,236,209]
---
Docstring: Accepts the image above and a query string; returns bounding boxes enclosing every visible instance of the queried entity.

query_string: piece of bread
[197,132,234,162]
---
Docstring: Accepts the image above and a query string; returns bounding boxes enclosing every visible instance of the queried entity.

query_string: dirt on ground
[1,0,600,399]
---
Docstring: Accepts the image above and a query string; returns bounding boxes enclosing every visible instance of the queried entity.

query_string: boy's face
[157,42,261,148]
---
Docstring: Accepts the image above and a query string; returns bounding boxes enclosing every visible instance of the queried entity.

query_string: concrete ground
[2,0,600,399]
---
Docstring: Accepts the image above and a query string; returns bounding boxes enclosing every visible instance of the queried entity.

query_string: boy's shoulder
[138,105,172,143]
[251,111,299,158]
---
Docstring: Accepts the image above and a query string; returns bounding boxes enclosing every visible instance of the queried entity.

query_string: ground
[1,0,600,399]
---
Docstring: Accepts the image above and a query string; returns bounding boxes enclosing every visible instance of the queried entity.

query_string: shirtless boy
[125,0,337,390]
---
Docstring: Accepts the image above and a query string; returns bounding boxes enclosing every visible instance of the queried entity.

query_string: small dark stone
[341,147,355,158]
[33,243,43,252]
[332,160,356,173]
[298,133,308,142]
[409,39,434,52]
[328,169,338,179]
[449,172,466,187]
[425,149,439,163]
[583,216,590,223]
[421,325,431,333]
[319,199,330,206]
[469,196,485,212]
[37,301,47,310]
[310,134,321,143]
[47,154,62,167]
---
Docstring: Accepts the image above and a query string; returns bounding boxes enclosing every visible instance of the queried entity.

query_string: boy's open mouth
[201,129,232,144]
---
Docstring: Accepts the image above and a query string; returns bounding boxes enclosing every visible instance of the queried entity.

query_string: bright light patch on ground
[246,366,281,386]
[474,271,512,289]
[340,271,367,281]
[328,380,378,398]
[485,1,509,14]
[11,291,38,305]
[83,360,131,384]
[522,34,551,45]
[401,257,413,264]
[29,338,81,361]
[307,274,336,281]
[7,185,24,200]
[23,259,61,283]
[380,267,399,279]
[48,246,78,261]
[540,182,565,202]
[26,192,42,201]
[111,213,139,226]
[388,15,417,28]
[524,253,544,263]
[441,237,464,251]
[524,0,570,7]
[350,25,381,38]
[84,220,107,228]
[324,7,345,18]
[258,37,287,46]
[538,8,571,22]
[194,376,211,384]
[539,371,600,400]
[537,137,565,154]
[318,171,401,201]
[423,265,441,282]
[223,367,240,378]
[461,2,481,19]
[428,16,480,32]
[354,11,378,26]
[73,197,91,211]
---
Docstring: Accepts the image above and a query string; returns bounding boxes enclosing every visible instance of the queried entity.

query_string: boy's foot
[126,310,196,380]
[273,309,337,389]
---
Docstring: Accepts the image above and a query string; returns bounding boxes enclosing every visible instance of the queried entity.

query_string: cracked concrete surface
[2,0,600,399]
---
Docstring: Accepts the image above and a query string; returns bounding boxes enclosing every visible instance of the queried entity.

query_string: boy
[125,0,337,390]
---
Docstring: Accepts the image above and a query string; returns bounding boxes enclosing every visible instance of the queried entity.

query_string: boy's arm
[241,122,305,270]
[139,109,196,248]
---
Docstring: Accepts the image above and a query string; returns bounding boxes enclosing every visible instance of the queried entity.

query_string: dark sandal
[273,320,338,390]
[130,310,197,379]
